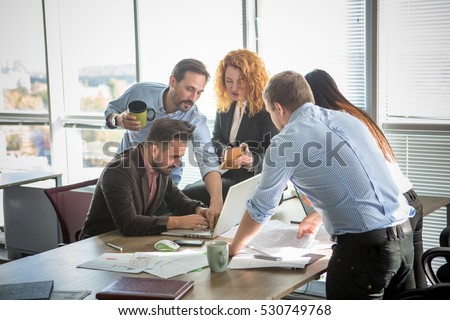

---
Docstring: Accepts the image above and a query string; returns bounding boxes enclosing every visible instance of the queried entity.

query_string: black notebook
[96,277,194,300]
[0,280,54,300]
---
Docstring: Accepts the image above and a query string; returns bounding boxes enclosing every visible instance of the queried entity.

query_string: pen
[106,242,123,252]
[253,254,282,261]
[246,244,273,256]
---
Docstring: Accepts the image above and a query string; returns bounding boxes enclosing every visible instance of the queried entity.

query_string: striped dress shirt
[247,103,413,236]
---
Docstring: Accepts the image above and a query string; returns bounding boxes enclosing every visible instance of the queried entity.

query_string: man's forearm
[229,211,265,256]
[203,171,223,208]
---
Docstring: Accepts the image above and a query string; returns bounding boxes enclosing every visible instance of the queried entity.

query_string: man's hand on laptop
[202,207,220,230]
[195,206,220,231]
[167,214,209,230]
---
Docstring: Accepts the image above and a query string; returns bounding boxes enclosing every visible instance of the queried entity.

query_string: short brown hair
[263,71,314,112]
[171,59,210,83]
[147,118,195,150]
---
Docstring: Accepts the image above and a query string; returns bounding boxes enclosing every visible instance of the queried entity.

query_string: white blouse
[229,101,246,144]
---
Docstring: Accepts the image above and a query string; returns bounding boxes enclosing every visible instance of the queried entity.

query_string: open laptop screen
[161,174,261,238]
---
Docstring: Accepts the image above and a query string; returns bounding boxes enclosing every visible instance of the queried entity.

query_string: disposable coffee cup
[127,100,148,127]
[206,240,229,272]
[219,146,244,170]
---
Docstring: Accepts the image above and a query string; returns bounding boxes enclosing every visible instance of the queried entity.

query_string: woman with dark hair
[305,69,426,290]
[183,49,278,205]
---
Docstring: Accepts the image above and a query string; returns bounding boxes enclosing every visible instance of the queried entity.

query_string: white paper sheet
[77,250,209,278]
[245,220,315,255]
[77,253,142,273]
[228,253,310,269]
[131,250,209,279]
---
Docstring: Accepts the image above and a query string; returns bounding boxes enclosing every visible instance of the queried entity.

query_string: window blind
[386,130,450,248]
[378,0,450,120]
[387,130,450,276]
[258,0,367,109]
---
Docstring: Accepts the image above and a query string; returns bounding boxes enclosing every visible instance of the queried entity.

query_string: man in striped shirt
[230,70,414,300]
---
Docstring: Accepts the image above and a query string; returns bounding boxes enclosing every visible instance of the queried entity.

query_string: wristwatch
[111,114,118,128]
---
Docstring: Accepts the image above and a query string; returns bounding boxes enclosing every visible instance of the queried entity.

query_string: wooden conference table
[0,230,331,300]
[418,195,450,225]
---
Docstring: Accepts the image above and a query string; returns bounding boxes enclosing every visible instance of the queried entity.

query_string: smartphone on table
[173,239,205,247]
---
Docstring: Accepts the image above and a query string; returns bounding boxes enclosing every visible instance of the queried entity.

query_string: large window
[257,0,367,110]
[46,0,137,182]
[0,0,48,113]
[0,0,51,173]
[378,0,450,121]
[138,0,243,120]
[57,0,136,115]
[1,0,137,180]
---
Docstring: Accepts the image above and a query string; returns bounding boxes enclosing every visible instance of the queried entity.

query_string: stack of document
[228,253,311,269]
[228,220,330,270]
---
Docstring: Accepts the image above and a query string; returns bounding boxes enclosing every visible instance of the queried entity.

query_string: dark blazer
[79,145,203,239]
[212,101,279,174]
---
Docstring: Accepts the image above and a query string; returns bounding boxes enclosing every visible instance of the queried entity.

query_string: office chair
[44,178,97,244]
[422,225,450,285]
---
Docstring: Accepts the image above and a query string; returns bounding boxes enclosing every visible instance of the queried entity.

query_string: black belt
[332,220,412,244]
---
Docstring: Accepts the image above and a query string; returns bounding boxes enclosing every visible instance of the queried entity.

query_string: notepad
[0,280,54,300]
[96,277,194,300]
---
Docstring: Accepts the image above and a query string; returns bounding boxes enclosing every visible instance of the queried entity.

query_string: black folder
[0,280,53,300]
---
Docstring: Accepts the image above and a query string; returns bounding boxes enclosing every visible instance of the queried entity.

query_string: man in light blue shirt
[105,59,222,228]
[229,70,414,299]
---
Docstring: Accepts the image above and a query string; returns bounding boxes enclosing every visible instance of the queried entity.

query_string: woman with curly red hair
[183,49,278,205]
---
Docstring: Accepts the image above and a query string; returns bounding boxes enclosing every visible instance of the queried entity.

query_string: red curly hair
[215,49,269,117]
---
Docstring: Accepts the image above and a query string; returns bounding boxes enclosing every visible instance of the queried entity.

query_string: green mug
[206,240,229,272]
[127,100,148,127]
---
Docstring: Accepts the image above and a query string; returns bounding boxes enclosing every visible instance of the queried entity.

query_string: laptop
[162,174,261,239]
